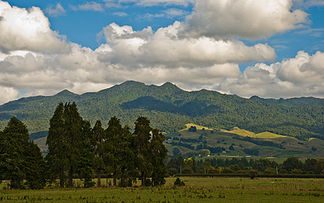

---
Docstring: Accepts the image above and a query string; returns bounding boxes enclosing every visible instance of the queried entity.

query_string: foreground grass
[1,177,324,202]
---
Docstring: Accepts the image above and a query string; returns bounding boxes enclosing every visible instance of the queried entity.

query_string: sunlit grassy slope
[221,127,287,139]
[180,123,213,131]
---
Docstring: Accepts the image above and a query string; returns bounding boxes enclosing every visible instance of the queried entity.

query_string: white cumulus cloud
[220,51,324,98]
[117,0,193,6]
[186,0,308,39]
[0,86,19,104]
[0,0,322,105]
[46,3,66,17]
[0,1,69,53]
[71,2,104,12]
[100,22,276,67]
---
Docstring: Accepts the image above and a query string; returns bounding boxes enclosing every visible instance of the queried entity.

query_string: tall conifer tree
[0,117,45,189]
[77,120,94,188]
[105,116,123,186]
[133,117,152,186]
[118,126,136,187]
[150,129,167,186]
[92,120,105,187]
[46,103,67,187]
[47,102,93,188]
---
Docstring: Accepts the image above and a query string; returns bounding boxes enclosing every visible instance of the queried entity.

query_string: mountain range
[0,81,323,156]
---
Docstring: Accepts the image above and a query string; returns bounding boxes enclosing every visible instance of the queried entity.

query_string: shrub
[264,167,276,174]
[291,169,303,174]
[145,179,152,186]
[222,167,234,174]
[84,181,96,188]
[249,169,258,179]
[182,166,193,174]
[207,166,218,174]
[174,178,185,186]
[168,168,178,176]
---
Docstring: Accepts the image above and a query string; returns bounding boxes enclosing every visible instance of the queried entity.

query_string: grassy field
[180,123,213,131]
[221,127,287,139]
[1,177,324,202]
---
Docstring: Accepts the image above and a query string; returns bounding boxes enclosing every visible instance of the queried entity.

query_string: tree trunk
[141,171,147,186]
[59,178,64,188]
[113,172,117,186]
[68,167,73,188]
[141,171,144,186]
[120,169,126,187]
[59,171,65,188]
[97,171,101,187]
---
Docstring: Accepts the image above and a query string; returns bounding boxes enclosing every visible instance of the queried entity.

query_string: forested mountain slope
[0,81,323,140]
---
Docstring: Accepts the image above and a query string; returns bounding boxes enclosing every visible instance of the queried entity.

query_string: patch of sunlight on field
[222,127,287,139]
[180,123,213,131]
[255,132,287,139]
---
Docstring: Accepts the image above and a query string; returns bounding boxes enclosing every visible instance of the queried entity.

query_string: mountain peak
[160,82,180,90]
[119,80,146,87]
[250,95,262,100]
[55,89,77,97]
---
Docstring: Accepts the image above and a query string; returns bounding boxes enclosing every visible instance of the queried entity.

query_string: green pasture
[221,127,287,139]
[1,177,324,202]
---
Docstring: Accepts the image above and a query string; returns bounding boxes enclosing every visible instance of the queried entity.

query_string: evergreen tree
[46,103,67,187]
[118,126,137,187]
[64,102,84,187]
[92,120,105,187]
[282,157,303,172]
[0,117,45,189]
[25,142,46,189]
[2,117,30,188]
[77,120,94,188]
[150,129,167,186]
[47,102,93,188]
[105,116,123,186]
[133,117,152,186]
[0,130,6,184]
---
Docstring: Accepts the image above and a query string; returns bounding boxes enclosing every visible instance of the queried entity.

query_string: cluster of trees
[0,117,46,189]
[0,102,167,189]
[167,157,324,176]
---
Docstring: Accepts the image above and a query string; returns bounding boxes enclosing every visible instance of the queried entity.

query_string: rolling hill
[167,126,324,158]
[0,81,323,156]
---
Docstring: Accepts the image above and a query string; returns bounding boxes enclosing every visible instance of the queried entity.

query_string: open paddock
[1,177,324,202]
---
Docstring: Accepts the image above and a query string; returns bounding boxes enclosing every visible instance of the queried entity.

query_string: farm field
[180,123,213,131]
[221,127,287,139]
[166,125,324,158]
[1,177,324,202]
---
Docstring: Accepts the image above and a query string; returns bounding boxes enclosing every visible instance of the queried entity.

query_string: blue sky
[0,0,324,103]
[9,0,192,48]
[8,0,324,61]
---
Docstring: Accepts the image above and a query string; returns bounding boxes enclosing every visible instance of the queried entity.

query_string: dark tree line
[167,156,324,176]
[0,102,167,189]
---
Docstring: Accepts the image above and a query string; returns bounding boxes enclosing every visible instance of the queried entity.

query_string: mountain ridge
[3,81,322,106]
[0,81,323,142]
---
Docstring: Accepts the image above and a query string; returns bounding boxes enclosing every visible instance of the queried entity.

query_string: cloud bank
[186,0,308,39]
[220,51,324,98]
[0,1,69,53]
[0,0,322,105]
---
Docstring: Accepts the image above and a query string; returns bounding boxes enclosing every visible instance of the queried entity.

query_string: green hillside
[0,81,323,142]
[166,127,324,158]
[221,127,288,139]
